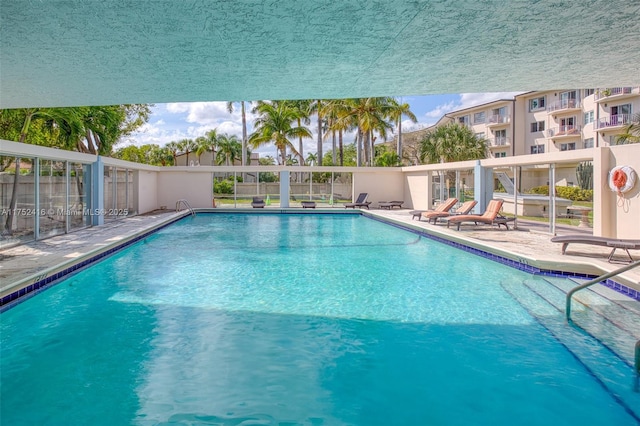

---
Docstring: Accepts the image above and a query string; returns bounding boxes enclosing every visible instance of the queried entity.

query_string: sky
[125,92,522,159]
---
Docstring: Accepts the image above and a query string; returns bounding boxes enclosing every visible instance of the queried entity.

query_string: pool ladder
[175,199,196,217]
[565,260,640,392]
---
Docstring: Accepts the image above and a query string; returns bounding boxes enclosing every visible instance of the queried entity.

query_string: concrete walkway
[1,208,638,299]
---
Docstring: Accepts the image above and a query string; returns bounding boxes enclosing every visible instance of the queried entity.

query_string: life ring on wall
[608,165,637,195]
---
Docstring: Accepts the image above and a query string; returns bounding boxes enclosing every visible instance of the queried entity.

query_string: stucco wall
[594,145,640,238]
[353,170,404,206]
[403,173,430,210]
[157,170,213,209]
[137,170,158,214]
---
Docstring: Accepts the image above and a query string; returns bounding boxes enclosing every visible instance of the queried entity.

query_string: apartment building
[399,87,639,161]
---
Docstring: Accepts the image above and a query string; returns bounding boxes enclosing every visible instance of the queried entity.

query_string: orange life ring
[608,165,636,195]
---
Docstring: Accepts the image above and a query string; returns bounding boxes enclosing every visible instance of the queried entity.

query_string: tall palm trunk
[332,129,336,165]
[396,118,403,159]
[317,100,323,166]
[363,131,370,167]
[339,129,344,166]
[241,101,247,166]
[298,117,304,165]
[356,129,363,167]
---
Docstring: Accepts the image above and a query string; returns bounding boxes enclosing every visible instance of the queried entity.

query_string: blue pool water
[1,213,637,425]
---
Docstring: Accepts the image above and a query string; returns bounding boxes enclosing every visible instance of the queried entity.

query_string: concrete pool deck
[1,207,638,302]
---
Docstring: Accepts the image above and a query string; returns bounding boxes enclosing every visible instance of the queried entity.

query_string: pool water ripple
[1,214,637,425]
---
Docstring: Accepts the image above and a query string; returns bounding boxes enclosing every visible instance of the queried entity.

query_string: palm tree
[226,101,251,165]
[335,98,393,166]
[177,138,197,166]
[306,152,317,166]
[216,134,242,166]
[195,135,215,165]
[165,141,180,166]
[616,112,640,144]
[324,99,351,166]
[418,122,488,164]
[205,128,220,165]
[249,101,312,165]
[388,99,418,162]
[2,107,85,233]
[309,100,325,166]
[286,100,312,165]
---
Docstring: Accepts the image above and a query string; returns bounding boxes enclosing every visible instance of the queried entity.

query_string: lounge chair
[251,197,265,208]
[345,193,371,209]
[301,201,316,209]
[550,235,640,264]
[445,199,510,230]
[425,199,477,224]
[419,198,458,222]
[378,200,404,209]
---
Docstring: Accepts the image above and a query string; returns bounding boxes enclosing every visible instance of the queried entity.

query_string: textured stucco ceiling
[1,0,640,108]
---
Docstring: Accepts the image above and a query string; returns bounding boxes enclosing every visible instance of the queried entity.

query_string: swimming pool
[1,213,638,425]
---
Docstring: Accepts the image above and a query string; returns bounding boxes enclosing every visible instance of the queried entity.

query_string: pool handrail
[176,199,196,217]
[635,340,639,392]
[565,260,640,322]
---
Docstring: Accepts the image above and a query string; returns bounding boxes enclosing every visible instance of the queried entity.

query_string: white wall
[594,145,640,238]
[353,170,404,205]
[157,170,213,209]
[137,170,158,214]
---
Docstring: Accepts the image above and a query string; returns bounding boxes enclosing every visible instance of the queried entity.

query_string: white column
[280,170,290,208]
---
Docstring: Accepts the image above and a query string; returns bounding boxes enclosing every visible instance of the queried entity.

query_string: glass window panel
[1,156,35,245]
[38,159,67,239]
[69,162,91,231]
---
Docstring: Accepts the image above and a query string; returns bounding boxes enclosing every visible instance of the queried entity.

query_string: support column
[549,164,556,235]
[473,160,493,214]
[280,170,290,208]
[91,156,104,226]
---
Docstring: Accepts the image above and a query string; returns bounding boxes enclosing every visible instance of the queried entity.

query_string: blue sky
[126,92,522,158]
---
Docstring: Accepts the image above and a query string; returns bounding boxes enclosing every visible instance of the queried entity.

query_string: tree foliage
[418,122,488,164]
[615,112,640,144]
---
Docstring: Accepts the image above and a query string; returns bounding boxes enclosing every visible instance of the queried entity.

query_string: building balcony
[486,114,510,127]
[594,87,640,102]
[548,125,581,139]
[488,136,510,147]
[547,99,581,114]
[595,114,631,130]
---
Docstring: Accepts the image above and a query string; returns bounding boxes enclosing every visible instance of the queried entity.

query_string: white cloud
[423,92,523,122]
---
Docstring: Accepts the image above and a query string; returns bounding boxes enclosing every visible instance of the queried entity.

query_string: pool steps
[529,277,640,365]
[501,278,640,420]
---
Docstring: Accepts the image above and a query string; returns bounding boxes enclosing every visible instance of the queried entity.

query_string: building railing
[594,87,637,101]
[547,99,581,112]
[489,136,510,146]
[487,114,510,125]
[595,114,631,130]
[548,125,581,137]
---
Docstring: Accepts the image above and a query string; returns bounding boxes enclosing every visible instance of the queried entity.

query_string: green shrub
[213,179,234,194]
[526,185,593,201]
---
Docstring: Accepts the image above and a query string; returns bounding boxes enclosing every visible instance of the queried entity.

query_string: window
[560,143,576,151]
[583,89,594,97]
[458,115,470,125]
[530,121,545,132]
[475,132,485,139]
[584,110,594,125]
[611,104,632,125]
[529,96,545,111]
[559,116,577,134]
[583,138,594,148]
[531,145,545,154]
[473,112,485,123]
[492,106,507,116]
[495,152,507,158]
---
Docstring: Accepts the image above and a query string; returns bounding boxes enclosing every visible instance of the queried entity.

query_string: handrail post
[635,340,640,392]
[566,260,640,323]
